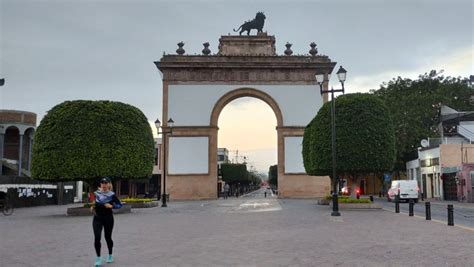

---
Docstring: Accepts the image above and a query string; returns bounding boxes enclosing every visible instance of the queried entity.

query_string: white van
[387,180,419,202]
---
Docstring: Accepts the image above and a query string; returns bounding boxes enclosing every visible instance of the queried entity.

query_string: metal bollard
[447,204,454,226]
[264,191,267,198]
[425,202,431,220]
[370,195,374,202]
[409,199,414,216]
[395,194,400,213]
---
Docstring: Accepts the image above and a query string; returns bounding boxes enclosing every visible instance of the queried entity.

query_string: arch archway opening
[217,96,278,194]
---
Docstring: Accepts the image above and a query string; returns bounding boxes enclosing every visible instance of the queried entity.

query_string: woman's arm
[111,194,123,209]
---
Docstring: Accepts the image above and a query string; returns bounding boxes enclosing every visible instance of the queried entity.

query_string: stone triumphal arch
[155,34,336,200]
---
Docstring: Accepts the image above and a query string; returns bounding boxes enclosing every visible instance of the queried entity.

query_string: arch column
[0,128,4,176]
[18,134,24,176]
[28,136,33,171]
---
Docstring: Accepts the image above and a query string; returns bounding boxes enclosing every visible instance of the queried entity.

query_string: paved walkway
[1,189,473,266]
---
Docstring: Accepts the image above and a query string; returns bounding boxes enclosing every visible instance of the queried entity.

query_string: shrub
[31,100,155,183]
[120,198,153,203]
[325,195,350,200]
[303,93,395,177]
[338,198,371,204]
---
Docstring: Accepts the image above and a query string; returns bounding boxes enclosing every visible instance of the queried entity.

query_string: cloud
[218,97,277,152]
[347,45,473,93]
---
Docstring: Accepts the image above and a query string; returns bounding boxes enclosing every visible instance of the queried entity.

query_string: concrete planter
[317,199,330,205]
[330,202,382,209]
[67,204,132,216]
[125,201,159,209]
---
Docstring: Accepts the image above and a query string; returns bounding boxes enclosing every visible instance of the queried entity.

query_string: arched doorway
[1,125,35,176]
[1,110,38,176]
[214,92,279,197]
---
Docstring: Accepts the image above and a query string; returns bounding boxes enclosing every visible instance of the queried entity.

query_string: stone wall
[0,110,37,126]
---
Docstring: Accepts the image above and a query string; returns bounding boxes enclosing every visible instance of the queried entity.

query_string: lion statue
[233,12,266,36]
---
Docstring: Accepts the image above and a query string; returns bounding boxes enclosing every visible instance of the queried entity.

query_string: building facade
[155,33,335,200]
[406,106,474,201]
[217,148,230,166]
[0,110,36,176]
[0,110,76,206]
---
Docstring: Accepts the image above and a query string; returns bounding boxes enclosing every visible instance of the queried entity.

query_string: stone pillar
[18,134,24,176]
[28,137,33,170]
[76,181,83,203]
[0,133,4,176]
[57,181,64,205]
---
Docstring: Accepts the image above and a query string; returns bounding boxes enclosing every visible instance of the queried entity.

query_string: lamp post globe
[336,66,347,83]
[315,73,324,84]
[154,118,161,129]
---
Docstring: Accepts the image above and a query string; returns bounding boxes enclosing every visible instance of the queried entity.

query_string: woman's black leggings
[93,215,114,257]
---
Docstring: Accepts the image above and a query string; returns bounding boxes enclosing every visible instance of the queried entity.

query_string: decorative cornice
[155,56,336,84]
[155,35,337,84]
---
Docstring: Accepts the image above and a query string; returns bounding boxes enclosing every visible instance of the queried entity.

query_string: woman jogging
[91,177,122,266]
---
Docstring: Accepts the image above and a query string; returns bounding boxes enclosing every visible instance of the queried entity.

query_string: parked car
[341,186,351,196]
[387,180,419,202]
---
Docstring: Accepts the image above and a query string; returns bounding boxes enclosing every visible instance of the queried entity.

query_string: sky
[0,0,472,173]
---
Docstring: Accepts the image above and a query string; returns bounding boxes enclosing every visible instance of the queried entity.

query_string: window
[420,158,439,167]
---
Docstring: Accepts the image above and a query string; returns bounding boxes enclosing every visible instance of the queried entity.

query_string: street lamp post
[155,117,174,207]
[316,66,347,217]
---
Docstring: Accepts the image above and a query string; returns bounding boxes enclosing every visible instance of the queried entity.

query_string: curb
[382,208,474,232]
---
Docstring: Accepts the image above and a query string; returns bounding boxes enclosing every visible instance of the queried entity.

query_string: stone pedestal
[218,33,276,56]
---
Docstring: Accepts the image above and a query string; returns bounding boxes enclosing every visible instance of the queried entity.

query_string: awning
[441,166,460,174]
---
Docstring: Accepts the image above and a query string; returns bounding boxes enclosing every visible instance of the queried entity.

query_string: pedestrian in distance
[90,177,122,266]
[224,183,230,199]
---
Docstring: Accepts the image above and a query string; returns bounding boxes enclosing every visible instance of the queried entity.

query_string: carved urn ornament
[176,41,185,55]
[202,42,211,55]
[284,42,293,56]
[309,42,318,56]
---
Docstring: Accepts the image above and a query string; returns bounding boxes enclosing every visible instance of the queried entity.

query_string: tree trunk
[56,181,63,205]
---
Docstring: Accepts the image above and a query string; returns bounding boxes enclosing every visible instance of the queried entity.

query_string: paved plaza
[1,189,474,267]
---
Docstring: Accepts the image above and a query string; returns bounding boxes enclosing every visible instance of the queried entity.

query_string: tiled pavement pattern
[1,189,473,267]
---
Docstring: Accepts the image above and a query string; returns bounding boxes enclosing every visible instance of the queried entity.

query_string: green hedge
[338,198,371,204]
[221,163,248,184]
[268,165,278,186]
[120,198,153,203]
[31,100,155,182]
[324,195,371,203]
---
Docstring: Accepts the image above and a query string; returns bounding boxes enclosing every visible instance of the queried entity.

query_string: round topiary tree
[303,93,396,194]
[31,100,155,185]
